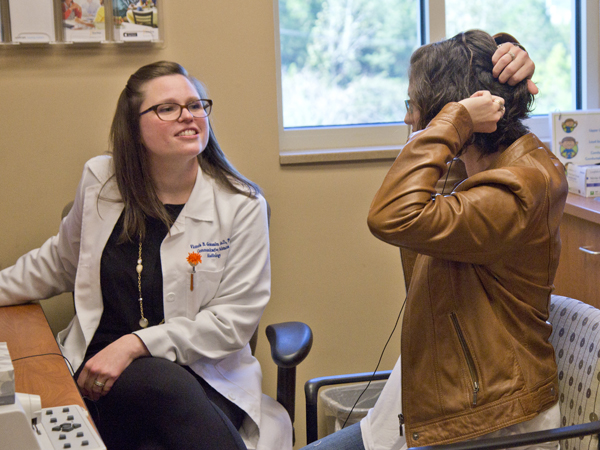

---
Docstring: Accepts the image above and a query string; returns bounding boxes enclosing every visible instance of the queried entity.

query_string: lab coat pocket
[186,268,224,318]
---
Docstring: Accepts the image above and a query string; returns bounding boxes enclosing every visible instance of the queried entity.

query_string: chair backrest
[132,10,154,26]
[549,294,600,450]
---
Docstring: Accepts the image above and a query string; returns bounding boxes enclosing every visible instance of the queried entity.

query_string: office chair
[60,201,313,445]
[305,294,600,448]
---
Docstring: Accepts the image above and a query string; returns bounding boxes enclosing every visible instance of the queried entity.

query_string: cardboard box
[567,164,600,198]
[0,342,15,406]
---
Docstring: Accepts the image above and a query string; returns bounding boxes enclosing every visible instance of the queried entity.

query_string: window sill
[279,116,552,166]
[279,145,402,165]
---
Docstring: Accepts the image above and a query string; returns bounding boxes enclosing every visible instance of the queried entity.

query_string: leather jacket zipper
[450,312,480,406]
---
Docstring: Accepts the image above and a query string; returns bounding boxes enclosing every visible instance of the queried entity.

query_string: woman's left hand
[492,42,538,95]
[459,91,505,133]
[77,334,150,401]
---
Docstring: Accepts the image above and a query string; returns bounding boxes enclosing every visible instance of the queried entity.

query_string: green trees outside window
[445,0,572,117]
[278,0,573,129]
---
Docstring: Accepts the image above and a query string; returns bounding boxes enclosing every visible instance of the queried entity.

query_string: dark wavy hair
[108,61,261,241]
[408,29,534,155]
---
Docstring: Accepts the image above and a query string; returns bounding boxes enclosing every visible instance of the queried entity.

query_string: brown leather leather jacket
[368,103,567,447]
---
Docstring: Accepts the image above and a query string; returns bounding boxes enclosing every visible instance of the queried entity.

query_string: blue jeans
[300,423,365,450]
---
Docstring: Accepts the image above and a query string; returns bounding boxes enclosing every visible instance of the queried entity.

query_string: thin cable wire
[441,157,457,195]
[340,296,407,429]
[12,352,102,420]
[339,157,456,429]
[12,352,75,375]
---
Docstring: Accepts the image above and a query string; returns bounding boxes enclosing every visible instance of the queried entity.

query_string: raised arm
[493,32,537,94]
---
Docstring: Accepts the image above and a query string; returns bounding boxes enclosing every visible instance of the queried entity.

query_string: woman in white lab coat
[0,61,280,450]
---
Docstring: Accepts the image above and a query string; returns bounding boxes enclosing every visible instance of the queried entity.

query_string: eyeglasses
[139,99,213,121]
[404,99,411,114]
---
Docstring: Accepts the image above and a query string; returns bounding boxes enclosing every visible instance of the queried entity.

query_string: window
[445,0,572,115]
[274,0,600,164]
[279,0,418,128]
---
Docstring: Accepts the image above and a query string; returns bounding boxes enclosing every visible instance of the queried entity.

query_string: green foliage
[534,43,572,114]
[282,67,408,127]
[280,0,417,127]
[279,0,573,127]
[305,0,417,84]
[444,0,572,114]
[279,0,324,68]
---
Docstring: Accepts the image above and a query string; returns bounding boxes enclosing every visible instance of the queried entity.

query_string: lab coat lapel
[76,178,123,346]
[169,167,215,236]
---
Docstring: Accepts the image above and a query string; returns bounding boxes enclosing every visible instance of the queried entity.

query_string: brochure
[113,0,159,42]
[63,0,105,43]
[8,0,56,43]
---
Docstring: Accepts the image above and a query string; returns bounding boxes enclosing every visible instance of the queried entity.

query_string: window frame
[274,0,600,165]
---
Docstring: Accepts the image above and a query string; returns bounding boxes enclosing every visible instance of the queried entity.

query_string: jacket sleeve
[0,164,89,306]
[367,103,548,265]
[134,194,271,364]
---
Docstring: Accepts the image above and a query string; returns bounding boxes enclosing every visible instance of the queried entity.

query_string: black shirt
[83,204,184,361]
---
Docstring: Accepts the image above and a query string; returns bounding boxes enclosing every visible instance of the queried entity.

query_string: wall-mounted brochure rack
[0,0,162,46]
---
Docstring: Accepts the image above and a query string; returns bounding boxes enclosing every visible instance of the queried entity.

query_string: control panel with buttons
[32,404,106,450]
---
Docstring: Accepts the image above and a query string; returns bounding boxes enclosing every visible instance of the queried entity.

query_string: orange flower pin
[187,252,202,269]
[186,252,202,291]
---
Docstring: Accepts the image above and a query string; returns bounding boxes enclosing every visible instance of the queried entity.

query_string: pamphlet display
[0,0,161,45]
[8,0,56,43]
[113,0,159,42]
[550,110,600,166]
[63,0,105,43]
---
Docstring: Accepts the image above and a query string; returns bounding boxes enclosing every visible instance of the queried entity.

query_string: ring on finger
[93,379,106,388]
[492,99,505,113]
[508,50,516,61]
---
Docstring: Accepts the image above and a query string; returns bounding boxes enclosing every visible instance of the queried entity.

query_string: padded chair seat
[548,295,600,450]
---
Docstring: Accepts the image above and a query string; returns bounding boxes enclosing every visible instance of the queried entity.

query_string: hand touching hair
[408,30,534,155]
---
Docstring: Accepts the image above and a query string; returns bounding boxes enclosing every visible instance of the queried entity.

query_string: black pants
[76,357,247,450]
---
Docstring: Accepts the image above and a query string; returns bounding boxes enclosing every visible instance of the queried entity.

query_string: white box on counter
[567,164,600,198]
[0,342,15,406]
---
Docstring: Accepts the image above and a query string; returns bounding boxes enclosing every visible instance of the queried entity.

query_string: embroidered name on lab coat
[190,239,231,259]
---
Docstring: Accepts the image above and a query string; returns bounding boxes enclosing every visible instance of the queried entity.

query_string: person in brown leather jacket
[365,29,568,449]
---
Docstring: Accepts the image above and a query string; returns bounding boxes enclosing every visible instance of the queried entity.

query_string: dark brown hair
[108,61,261,242]
[408,29,534,155]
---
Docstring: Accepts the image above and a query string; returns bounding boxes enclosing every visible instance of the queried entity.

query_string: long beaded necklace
[136,232,149,328]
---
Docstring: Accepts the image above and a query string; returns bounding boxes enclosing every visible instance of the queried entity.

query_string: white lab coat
[0,155,292,449]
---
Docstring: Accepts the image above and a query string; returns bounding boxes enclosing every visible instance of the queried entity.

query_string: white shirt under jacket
[0,155,292,450]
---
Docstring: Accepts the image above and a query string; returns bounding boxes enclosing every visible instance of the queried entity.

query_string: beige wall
[0,2,405,447]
